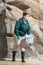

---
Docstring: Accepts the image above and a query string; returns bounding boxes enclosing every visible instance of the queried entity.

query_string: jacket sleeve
[27,22,31,34]
[14,20,22,36]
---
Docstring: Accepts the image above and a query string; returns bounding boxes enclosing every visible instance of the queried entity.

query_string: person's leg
[12,51,17,61]
[20,36,26,62]
[12,35,22,62]
[12,35,18,61]
[12,45,18,61]
[21,47,25,62]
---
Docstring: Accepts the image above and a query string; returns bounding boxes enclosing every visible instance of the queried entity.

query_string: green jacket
[14,17,30,36]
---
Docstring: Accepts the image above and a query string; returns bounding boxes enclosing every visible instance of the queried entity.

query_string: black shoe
[22,60,25,62]
[12,51,17,62]
[12,58,16,62]
[21,52,25,62]
[12,57,16,62]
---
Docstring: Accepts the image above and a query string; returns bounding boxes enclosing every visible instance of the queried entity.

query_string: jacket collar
[22,17,28,23]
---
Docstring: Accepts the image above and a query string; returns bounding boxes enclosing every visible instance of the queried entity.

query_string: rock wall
[0,0,43,59]
[5,4,43,58]
[0,10,8,58]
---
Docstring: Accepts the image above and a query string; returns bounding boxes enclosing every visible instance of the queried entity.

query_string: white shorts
[13,34,34,49]
[13,35,26,48]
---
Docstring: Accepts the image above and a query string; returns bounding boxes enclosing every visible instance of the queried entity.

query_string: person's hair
[23,11,28,16]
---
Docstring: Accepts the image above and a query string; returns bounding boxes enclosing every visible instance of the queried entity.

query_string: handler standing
[12,11,30,62]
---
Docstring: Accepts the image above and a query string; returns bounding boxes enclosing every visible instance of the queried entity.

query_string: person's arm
[14,19,22,36]
[27,22,31,35]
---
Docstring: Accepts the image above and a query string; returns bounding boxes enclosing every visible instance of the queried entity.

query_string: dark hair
[23,11,28,16]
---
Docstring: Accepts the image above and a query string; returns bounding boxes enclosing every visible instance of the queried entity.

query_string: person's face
[23,14,29,21]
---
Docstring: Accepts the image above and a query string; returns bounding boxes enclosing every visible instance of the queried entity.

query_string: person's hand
[27,32,30,35]
[16,36,21,39]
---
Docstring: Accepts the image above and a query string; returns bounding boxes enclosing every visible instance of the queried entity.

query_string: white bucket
[25,34,34,44]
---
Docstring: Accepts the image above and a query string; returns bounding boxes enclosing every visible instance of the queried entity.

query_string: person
[12,11,31,62]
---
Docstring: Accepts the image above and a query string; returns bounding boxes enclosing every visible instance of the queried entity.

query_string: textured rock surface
[0,0,43,58]
[6,0,40,19]
[0,10,8,58]
[5,4,43,58]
